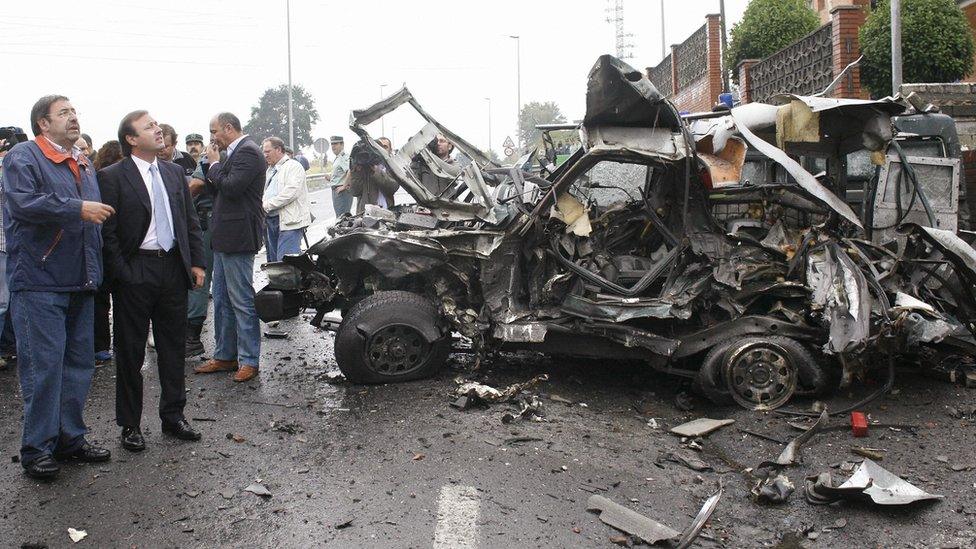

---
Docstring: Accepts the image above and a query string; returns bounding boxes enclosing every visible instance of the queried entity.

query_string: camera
[0,126,28,153]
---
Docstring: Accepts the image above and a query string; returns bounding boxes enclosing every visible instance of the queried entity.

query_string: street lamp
[484,97,492,154]
[379,83,388,137]
[286,0,294,150]
[509,35,521,150]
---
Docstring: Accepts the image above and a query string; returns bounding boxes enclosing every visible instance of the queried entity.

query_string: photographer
[349,137,399,214]
[0,126,29,371]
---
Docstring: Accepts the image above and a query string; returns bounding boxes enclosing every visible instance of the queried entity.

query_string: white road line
[432,485,480,549]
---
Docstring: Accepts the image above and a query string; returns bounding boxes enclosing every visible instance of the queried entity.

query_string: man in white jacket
[261,137,311,262]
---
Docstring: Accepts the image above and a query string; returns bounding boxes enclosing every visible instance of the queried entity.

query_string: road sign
[504,147,515,157]
[313,137,329,155]
[502,136,515,149]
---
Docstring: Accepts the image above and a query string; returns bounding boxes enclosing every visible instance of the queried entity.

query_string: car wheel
[722,336,810,410]
[334,291,450,384]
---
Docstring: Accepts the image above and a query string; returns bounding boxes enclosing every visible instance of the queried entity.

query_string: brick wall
[830,5,869,99]
[963,0,976,82]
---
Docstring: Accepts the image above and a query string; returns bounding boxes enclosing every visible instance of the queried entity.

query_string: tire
[696,340,736,406]
[794,346,840,398]
[723,336,815,410]
[334,291,450,384]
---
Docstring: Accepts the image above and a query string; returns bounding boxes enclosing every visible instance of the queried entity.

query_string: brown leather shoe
[233,365,259,382]
[194,359,238,374]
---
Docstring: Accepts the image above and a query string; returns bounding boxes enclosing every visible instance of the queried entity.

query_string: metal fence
[675,24,708,90]
[748,24,833,103]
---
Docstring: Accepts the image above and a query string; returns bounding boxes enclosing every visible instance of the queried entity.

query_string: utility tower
[606,0,634,59]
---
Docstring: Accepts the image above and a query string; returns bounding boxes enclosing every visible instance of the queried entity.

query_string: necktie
[149,164,175,251]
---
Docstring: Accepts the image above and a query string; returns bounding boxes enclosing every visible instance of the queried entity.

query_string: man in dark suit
[192,112,264,383]
[98,110,206,451]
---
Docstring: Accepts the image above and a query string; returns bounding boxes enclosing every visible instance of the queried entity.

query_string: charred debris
[257,55,976,411]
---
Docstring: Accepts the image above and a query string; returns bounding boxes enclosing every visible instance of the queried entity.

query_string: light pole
[719,0,729,92]
[509,35,521,150]
[660,0,666,62]
[286,0,294,151]
[484,97,492,154]
[379,83,388,137]
[891,0,903,94]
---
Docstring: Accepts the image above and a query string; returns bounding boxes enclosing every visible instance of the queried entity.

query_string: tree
[725,0,820,81]
[518,101,566,150]
[244,84,320,149]
[859,0,975,97]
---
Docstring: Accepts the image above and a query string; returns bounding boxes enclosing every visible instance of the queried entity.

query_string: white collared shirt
[45,136,82,161]
[130,155,175,250]
[226,134,247,159]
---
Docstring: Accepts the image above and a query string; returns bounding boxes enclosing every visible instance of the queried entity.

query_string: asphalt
[2,197,976,548]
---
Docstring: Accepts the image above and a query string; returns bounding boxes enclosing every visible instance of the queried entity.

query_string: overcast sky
[1,0,748,155]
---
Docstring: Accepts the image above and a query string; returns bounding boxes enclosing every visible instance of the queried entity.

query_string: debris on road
[761,409,828,468]
[753,474,795,504]
[586,495,681,545]
[244,483,273,498]
[851,411,869,437]
[851,445,886,460]
[670,418,735,438]
[674,488,723,549]
[501,395,545,424]
[455,374,549,405]
[663,449,713,472]
[805,459,943,506]
[67,528,87,543]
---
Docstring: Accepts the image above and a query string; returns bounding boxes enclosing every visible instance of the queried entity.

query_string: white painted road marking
[433,485,480,549]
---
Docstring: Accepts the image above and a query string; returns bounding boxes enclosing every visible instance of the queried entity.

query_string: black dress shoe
[121,427,146,452]
[55,442,111,463]
[162,419,202,441]
[23,455,60,480]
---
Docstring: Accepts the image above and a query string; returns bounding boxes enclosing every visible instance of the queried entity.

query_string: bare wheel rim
[364,324,432,376]
[724,342,798,410]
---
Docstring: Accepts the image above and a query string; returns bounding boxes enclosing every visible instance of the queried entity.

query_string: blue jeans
[265,215,305,263]
[11,290,95,464]
[0,252,8,337]
[212,252,260,367]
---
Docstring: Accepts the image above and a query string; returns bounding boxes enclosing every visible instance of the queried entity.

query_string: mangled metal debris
[670,418,735,438]
[753,473,795,504]
[761,409,829,468]
[454,374,549,405]
[253,52,976,412]
[587,487,722,548]
[805,459,943,506]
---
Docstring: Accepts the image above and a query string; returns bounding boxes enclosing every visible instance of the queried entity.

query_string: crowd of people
[0,94,399,481]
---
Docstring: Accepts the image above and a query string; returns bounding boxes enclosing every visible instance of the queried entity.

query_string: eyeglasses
[46,108,77,119]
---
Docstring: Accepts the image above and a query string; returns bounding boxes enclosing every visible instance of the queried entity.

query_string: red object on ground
[851,412,868,437]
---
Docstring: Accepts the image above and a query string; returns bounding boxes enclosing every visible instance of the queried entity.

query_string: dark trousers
[95,285,111,352]
[112,252,189,428]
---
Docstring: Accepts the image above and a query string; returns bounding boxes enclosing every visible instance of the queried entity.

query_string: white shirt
[226,134,247,159]
[131,155,175,250]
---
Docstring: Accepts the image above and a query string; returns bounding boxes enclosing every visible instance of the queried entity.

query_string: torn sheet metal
[674,489,722,549]
[587,495,681,545]
[760,409,829,468]
[812,459,944,505]
[893,292,940,317]
[731,106,863,228]
[753,474,795,504]
[585,127,687,161]
[583,54,681,131]
[562,293,693,322]
[806,244,871,354]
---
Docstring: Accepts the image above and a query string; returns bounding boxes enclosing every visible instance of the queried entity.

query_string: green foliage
[725,0,821,80]
[518,101,566,149]
[860,0,975,97]
[244,84,320,149]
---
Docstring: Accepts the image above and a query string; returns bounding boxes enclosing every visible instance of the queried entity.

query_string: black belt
[137,248,176,257]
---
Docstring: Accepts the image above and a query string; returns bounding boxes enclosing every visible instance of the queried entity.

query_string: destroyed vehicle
[256,55,976,410]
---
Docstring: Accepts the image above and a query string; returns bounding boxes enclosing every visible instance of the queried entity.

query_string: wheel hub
[724,342,798,410]
[365,324,432,376]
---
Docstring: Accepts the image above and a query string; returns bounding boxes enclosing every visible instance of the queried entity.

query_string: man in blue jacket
[2,95,116,480]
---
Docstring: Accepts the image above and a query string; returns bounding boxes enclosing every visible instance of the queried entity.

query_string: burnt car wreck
[256,55,976,410]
